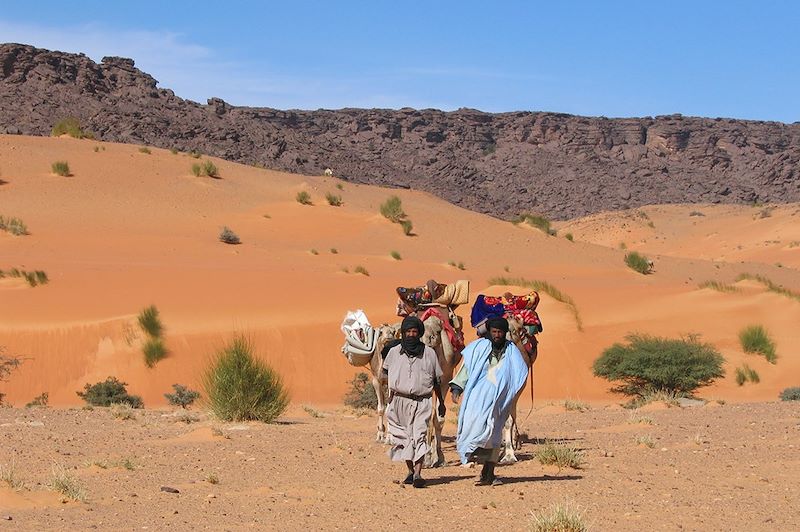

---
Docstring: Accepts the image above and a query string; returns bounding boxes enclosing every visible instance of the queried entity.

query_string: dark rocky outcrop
[2,43,799,219]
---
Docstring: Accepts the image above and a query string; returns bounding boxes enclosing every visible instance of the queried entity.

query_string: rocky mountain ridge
[1,43,798,219]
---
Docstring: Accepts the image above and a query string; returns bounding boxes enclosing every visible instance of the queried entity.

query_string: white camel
[420,309,462,467]
[499,316,538,463]
[368,323,400,443]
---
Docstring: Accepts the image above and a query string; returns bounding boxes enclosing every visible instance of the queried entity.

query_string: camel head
[375,323,401,353]
[421,315,444,348]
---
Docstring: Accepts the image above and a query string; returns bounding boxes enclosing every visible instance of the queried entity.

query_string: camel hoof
[499,454,518,464]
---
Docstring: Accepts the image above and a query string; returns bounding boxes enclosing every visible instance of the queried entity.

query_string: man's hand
[437,402,447,418]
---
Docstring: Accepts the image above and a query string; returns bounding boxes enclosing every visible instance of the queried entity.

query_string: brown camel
[420,310,462,467]
[368,323,401,443]
[499,315,538,463]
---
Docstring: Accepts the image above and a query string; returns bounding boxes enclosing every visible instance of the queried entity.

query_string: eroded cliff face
[2,43,798,219]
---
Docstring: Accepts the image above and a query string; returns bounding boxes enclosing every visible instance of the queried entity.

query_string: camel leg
[424,398,445,468]
[371,373,387,443]
[500,399,519,464]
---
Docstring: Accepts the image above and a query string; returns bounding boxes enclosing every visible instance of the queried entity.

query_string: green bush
[296,191,312,205]
[343,372,377,409]
[534,441,584,470]
[138,305,163,338]
[143,337,167,367]
[191,163,202,177]
[354,265,369,276]
[0,216,28,236]
[202,160,218,177]
[164,384,200,409]
[76,377,143,408]
[779,387,800,401]
[698,280,739,293]
[735,364,760,386]
[380,195,406,222]
[325,192,342,206]
[202,336,289,422]
[51,161,71,176]
[624,251,652,274]
[399,219,413,236]
[516,213,556,236]
[739,325,777,364]
[390,250,402,260]
[530,501,587,532]
[51,117,93,139]
[25,392,49,408]
[219,226,241,245]
[138,147,151,154]
[564,233,574,242]
[593,333,725,398]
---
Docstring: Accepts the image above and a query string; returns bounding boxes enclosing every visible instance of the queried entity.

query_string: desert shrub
[343,372,377,409]
[164,384,200,408]
[219,226,241,245]
[689,211,705,217]
[390,250,402,260]
[563,399,589,412]
[138,147,151,154]
[735,273,800,302]
[0,347,22,405]
[354,265,369,276]
[739,325,777,364]
[110,403,136,420]
[170,148,179,155]
[325,192,342,206]
[76,377,143,408]
[699,280,739,293]
[203,336,289,422]
[735,364,760,386]
[51,161,71,176]
[779,387,800,401]
[380,195,406,222]
[310,248,319,255]
[593,333,725,398]
[202,160,218,177]
[637,389,681,407]
[530,501,587,532]
[516,213,556,236]
[143,337,167,367]
[25,392,49,408]
[564,232,574,242]
[635,434,655,448]
[51,117,93,139]
[488,276,582,331]
[399,219,413,236]
[534,441,584,471]
[302,405,324,418]
[137,305,163,338]
[296,191,312,205]
[50,464,87,502]
[190,151,202,158]
[330,248,338,254]
[191,163,202,176]
[624,251,652,274]
[336,183,344,190]
[0,216,28,236]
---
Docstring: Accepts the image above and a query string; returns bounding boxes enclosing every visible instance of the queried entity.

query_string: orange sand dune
[1,135,799,407]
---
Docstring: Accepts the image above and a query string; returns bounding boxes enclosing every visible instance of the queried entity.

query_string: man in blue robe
[450,317,528,486]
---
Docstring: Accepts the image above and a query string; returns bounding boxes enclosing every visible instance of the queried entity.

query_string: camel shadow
[520,435,582,445]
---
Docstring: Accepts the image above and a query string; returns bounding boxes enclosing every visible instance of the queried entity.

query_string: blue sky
[2,1,798,122]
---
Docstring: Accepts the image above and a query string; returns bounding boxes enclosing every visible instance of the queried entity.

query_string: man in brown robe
[382,316,445,488]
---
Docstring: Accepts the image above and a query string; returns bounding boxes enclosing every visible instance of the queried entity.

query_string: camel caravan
[340,280,544,486]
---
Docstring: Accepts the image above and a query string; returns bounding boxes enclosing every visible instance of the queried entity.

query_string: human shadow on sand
[425,475,478,486]
[499,474,583,484]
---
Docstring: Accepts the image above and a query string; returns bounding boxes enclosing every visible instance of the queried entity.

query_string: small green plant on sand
[50,464,87,502]
[343,372,378,409]
[390,250,402,260]
[0,215,28,236]
[219,226,241,245]
[739,325,777,364]
[325,192,342,206]
[779,387,800,401]
[143,337,167,367]
[203,336,289,422]
[138,305,163,338]
[164,384,200,409]
[354,265,369,276]
[534,441,584,471]
[624,251,652,274]
[296,191,312,205]
[51,117,94,139]
[563,399,589,412]
[51,161,71,176]
[530,501,588,532]
[516,213,557,236]
[138,147,151,154]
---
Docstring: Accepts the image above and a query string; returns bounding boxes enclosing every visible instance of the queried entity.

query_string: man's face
[404,327,420,339]
[489,327,506,345]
